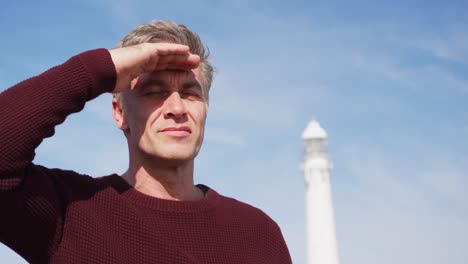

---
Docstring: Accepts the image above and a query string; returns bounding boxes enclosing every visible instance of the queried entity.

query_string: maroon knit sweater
[0,49,292,264]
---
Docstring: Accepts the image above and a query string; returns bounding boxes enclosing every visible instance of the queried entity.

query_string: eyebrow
[140,79,167,90]
[141,79,202,90]
[138,79,203,96]
[182,81,202,91]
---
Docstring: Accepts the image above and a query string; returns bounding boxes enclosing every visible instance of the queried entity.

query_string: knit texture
[0,49,292,263]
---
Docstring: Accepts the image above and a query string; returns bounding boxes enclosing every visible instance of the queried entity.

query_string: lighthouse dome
[302,120,327,140]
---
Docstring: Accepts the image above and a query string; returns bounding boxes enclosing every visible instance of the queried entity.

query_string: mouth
[159,126,192,137]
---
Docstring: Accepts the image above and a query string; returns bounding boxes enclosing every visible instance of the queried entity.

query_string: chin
[153,148,199,164]
[152,155,195,168]
[137,142,201,166]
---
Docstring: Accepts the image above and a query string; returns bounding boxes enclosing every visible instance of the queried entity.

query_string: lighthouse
[301,120,339,264]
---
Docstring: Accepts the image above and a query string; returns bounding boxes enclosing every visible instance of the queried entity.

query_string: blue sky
[1,1,467,263]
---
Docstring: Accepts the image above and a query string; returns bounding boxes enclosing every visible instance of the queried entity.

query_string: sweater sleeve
[269,221,293,264]
[0,49,116,185]
[0,49,116,262]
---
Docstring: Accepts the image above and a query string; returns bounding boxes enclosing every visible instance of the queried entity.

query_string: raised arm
[0,43,199,262]
[0,42,199,188]
[0,49,115,186]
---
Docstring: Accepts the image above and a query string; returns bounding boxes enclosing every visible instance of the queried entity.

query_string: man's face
[115,68,207,165]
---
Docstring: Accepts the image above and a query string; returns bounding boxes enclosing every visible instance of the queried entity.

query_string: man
[0,20,292,263]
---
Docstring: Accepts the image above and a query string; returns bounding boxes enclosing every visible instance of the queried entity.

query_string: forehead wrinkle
[140,79,167,89]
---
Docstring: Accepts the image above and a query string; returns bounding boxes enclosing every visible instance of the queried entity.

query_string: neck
[122,158,204,201]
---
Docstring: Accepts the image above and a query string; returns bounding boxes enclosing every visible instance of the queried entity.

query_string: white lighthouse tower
[301,120,339,264]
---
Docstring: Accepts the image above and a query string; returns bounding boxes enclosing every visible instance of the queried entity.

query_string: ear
[112,97,128,131]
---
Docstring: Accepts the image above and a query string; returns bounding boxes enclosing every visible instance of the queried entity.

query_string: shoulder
[43,166,109,186]
[209,188,278,226]
[208,188,292,261]
[36,165,119,198]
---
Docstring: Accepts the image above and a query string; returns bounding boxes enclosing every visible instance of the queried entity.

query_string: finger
[147,42,191,55]
[158,54,199,67]
[154,54,200,71]
[164,64,197,71]
[184,54,201,67]
[156,53,187,65]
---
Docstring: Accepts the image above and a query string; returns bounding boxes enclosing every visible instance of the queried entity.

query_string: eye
[181,90,202,100]
[144,90,169,97]
[181,91,198,96]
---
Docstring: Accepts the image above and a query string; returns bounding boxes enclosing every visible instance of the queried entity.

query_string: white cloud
[404,26,468,66]
[335,143,468,264]
[204,127,247,148]
[424,163,468,204]
[3,2,468,264]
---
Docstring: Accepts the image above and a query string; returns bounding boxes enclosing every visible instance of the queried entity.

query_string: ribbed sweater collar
[107,174,220,213]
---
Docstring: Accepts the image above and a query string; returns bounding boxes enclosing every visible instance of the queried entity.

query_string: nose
[162,92,187,119]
